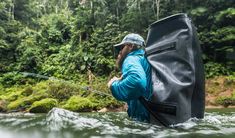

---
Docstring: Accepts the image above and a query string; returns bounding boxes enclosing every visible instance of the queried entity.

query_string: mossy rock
[88,95,124,110]
[7,92,48,111]
[29,98,58,113]
[0,86,27,102]
[4,92,24,102]
[0,100,7,112]
[215,96,235,107]
[225,75,235,87]
[62,96,94,112]
[0,91,24,103]
[0,85,4,95]
[21,86,33,96]
[47,80,81,101]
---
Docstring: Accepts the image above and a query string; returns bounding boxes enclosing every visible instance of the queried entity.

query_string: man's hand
[107,76,122,89]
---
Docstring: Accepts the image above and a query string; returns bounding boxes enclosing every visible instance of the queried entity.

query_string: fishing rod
[20,72,113,97]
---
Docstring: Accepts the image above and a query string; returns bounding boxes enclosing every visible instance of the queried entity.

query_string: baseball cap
[114,33,145,48]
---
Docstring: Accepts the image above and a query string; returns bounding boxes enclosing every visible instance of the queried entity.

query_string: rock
[0,100,7,112]
[98,108,108,112]
[62,96,94,112]
[21,87,33,96]
[7,92,48,111]
[29,98,58,113]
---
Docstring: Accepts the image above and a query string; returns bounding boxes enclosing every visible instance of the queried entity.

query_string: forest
[0,0,234,113]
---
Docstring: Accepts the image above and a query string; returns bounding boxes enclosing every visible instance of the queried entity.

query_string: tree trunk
[42,0,47,14]
[8,5,11,21]
[65,0,69,11]
[137,0,141,14]
[9,0,15,20]
[90,0,95,25]
[152,0,156,18]
[12,0,14,20]
[116,0,120,25]
[56,5,59,14]
[61,0,63,8]
[156,0,161,20]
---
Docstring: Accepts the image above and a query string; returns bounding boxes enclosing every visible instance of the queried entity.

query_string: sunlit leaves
[190,7,207,16]
[215,8,235,26]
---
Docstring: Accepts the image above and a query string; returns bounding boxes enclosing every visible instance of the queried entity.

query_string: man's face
[116,44,132,69]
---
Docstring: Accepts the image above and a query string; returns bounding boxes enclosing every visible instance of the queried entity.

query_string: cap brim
[114,42,125,47]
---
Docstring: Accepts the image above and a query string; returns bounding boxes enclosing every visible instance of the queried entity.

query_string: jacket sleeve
[111,56,147,101]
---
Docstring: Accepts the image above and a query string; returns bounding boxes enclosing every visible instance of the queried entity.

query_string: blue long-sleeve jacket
[111,49,152,122]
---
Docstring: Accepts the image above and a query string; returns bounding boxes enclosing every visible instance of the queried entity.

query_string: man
[107,33,152,122]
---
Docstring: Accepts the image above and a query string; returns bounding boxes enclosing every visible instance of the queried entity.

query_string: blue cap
[114,33,145,47]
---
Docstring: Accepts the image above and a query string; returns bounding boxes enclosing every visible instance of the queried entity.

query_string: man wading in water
[107,33,152,122]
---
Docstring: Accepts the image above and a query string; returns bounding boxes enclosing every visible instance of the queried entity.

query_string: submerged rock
[45,108,101,131]
[46,107,80,131]
[29,98,58,113]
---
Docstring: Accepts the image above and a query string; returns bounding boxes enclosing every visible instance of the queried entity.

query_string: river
[0,108,234,138]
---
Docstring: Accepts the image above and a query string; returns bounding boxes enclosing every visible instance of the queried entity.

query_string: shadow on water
[0,108,235,138]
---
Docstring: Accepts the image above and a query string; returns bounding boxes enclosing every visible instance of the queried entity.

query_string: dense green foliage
[0,0,234,112]
[0,0,234,80]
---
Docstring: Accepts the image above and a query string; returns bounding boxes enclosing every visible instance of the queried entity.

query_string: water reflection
[0,108,234,138]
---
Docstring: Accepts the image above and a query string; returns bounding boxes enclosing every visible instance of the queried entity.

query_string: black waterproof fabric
[144,13,205,126]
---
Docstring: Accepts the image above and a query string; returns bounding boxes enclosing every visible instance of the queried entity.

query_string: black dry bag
[140,13,205,126]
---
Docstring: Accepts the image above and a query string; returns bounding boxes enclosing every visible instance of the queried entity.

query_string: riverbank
[206,105,235,109]
[205,75,235,108]
[98,105,235,113]
[0,75,235,113]
[0,76,124,113]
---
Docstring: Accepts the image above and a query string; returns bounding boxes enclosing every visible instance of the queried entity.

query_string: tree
[156,0,161,20]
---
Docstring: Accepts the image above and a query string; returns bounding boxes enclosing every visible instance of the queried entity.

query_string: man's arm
[110,56,147,101]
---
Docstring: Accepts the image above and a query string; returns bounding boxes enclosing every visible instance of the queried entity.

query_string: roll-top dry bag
[141,13,205,126]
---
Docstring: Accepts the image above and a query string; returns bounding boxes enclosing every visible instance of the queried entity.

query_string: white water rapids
[0,108,235,138]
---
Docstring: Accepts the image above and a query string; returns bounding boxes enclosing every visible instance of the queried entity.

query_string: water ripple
[0,108,234,138]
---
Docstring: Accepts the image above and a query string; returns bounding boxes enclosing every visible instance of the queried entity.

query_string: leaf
[80,65,86,71]
[84,56,88,61]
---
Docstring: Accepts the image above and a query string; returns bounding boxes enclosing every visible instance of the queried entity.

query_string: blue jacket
[111,49,152,122]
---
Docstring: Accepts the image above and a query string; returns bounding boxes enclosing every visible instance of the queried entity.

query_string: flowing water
[0,108,235,138]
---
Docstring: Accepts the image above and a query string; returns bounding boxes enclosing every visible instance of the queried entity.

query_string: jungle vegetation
[0,0,234,112]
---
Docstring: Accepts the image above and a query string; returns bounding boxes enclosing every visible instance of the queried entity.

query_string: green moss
[80,76,124,109]
[32,81,48,94]
[0,89,24,102]
[206,76,234,95]
[4,92,21,102]
[0,86,34,104]
[207,76,235,107]
[232,91,235,99]
[224,77,235,90]
[21,86,33,96]
[47,80,83,101]
[215,96,235,107]
[88,95,123,110]
[1,78,125,112]
[0,100,7,112]
[7,92,48,111]
[0,84,4,95]
[7,98,29,111]
[29,98,58,113]
[62,96,94,112]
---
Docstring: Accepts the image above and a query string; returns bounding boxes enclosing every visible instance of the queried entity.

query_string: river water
[0,108,234,138]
